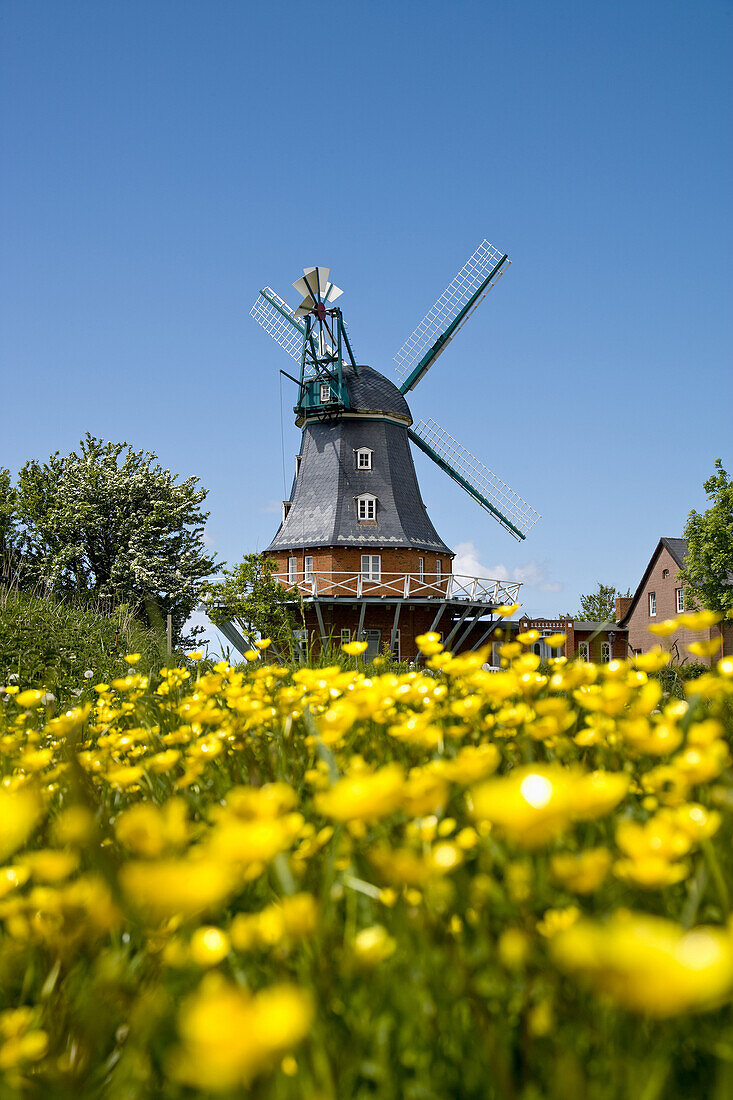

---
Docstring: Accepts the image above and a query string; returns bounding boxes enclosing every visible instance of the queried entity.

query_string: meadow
[1,610,733,1098]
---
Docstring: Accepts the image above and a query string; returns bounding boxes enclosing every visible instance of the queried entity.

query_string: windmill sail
[394,240,510,394]
[408,418,540,541]
[250,288,306,361]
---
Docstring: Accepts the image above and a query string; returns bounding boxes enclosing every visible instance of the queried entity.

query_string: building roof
[267,411,452,554]
[617,537,688,627]
[660,537,688,569]
[341,364,412,422]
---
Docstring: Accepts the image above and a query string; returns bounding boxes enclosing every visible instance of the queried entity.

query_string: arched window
[355,447,373,470]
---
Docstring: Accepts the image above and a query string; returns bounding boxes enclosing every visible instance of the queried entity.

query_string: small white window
[288,556,297,584]
[340,628,351,645]
[578,641,590,662]
[304,556,313,581]
[436,559,442,582]
[391,629,401,661]
[357,494,377,521]
[662,568,669,579]
[418,557,424,581]
[676,587,684,614]
[649,591,657,616]
[361,554,381,581]
[295,454,302,475]
[356,448,373,470]
[601,641,611,663]
[282,501,292,523]
[320,383,331,404]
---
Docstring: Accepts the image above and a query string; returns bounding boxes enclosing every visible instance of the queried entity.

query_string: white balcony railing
[274,571,521,605]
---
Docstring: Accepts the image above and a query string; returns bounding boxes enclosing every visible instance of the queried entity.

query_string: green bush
[0,589,164,701]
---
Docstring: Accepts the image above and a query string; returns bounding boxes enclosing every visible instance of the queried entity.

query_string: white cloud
[452,541,562,594]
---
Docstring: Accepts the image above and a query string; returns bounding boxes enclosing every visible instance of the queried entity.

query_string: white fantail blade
[250,288,305,362]
[295,294,315,317]
[394,239,509,388]
[325,283,343,303]
[408,417,540,541]
[293,267,331,300]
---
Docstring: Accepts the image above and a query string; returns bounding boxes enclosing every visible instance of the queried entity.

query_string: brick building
[618,537,732,662]
[482,616,627,664]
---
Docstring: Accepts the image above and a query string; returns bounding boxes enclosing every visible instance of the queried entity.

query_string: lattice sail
[250,288,306,362]
[409,418,540,541]
[394,239,509,389]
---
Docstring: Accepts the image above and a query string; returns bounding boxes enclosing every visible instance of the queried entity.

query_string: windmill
[245,240,539,661]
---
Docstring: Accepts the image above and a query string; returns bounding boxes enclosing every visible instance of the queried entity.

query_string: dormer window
[319,383,332,404]
[356,493,377,521]
[356,447,373,470]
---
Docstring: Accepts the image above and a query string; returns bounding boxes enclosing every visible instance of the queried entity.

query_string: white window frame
[340,628,351,645]
[357,494,377,521]
[418,557,424,581]
[676,587,684,614]
[295,454,302,475]
[601,641,612,663]
[436,559,442,582]
[282,501,291,523]
[304,555,313,581]
[288,556,297,584]
[319,383,332,404]
[356,448,373,470]
[361,554,381,582]
[578,641,590,662]
[391,629,400,661]
[649,591,657,617]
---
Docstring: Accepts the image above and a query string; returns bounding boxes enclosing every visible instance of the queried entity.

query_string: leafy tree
[15,434,216,645]
[0,467,20,580]
[574,583,631,623]
[680,458,733,617]
[205,554,299,657]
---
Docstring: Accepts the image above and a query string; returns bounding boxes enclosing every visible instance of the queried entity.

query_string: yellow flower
[315,764,404,823]
[255,638,271,649]
[551,849,612,894]
[648,620,679,637]
[469,766,576,848]
[21,849,78,883]
[415,633,444,657]
[123,653,142,665]
[687,638,723,658]
[172,979,313,1090]
[190,926,231,967]
[120,858,236,919]
[15,690,44,709]
[633,648,671,672]
[678,610,722,630]
[352,924,396,966]
[537,905,581,938]
[552,912,733,1016]
[188,650,204,661]
[543,633,566,647]
[496,603,521,617]
[106,765,145,788]
[498,927,530,969]
[51,805,95,847]
[0,788,42,863]
[342,640,368,656]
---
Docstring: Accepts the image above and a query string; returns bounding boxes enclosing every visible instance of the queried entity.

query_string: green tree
[205,554,299,657]
[680,458,733,617]
[15,434,216,645]
[0,467,19,578]
[574,583,631,622]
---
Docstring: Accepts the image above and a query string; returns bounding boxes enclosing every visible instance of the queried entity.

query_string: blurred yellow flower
[552,912,733,1015]
[190,926,231,967]
[648,620,679,637]
[688,637,723,658]
[0,788,42,863]
[352,924,396,966]
[342,641,368,656]
[316,764,404,823]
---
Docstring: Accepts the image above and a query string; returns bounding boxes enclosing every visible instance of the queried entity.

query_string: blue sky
[2,1,731,651]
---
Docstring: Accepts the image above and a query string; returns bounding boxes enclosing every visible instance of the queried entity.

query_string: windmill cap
[323,363,412,423]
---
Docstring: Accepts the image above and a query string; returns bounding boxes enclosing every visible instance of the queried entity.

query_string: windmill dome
[341,364,411,422]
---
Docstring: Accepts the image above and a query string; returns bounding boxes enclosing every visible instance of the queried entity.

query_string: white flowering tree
[15,435,216,646]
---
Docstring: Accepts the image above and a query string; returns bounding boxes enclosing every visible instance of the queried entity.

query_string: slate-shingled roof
[267,364,452,554]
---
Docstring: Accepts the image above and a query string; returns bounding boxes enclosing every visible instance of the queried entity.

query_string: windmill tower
[248,241,539,661]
